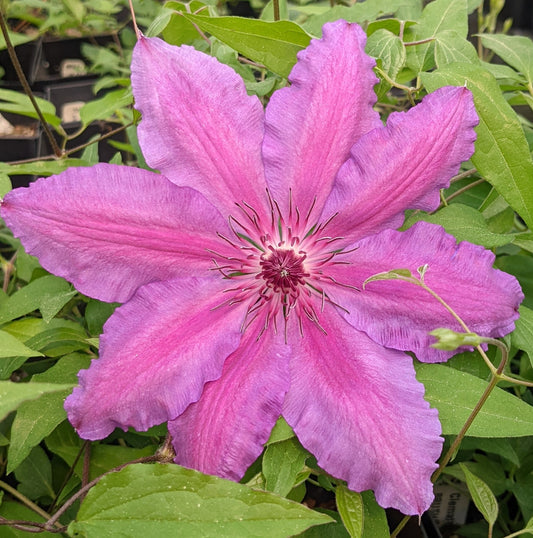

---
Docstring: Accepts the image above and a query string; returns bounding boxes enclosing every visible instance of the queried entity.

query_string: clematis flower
[0,20,523,515]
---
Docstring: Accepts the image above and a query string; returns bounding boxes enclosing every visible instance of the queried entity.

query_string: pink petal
[283,311,442,515]
[324,221,523,362]
[1,164,231,303]
[64,277,244,439]
[262,20,380,218]
[132,36,268,218]
[169,313,291,480]
[322,86,478,242]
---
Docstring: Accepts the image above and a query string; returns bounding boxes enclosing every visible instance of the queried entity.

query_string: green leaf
[181,15,311,78]
[0,356,28,381]
[434,30,479,67]
[0,329,42,358]
[0,173,11,196]
[62,0,86,22]
[512,306,533,367]
[296,509,351,537]
[0,31,39,50]
[496,255,533,310]
[267,416,295,444]
[79,88,132,127]
[482,61,526,84]
[25,326,91,357]
[161,1,211,46]
[85,300,119,336]
[336,485,363,538]
[0,274,75,324]
[7,353,90,474]
[363,268,413,287]
[0,158,90,177]
[68,464,333,537]
[459,437,520,466]
[146,7,174,38]
[361,491,389,537]
[0,381,74,421]
[405,203,513,247]
[416,363,533,437]
[406,0,468,72]
[445,455,507,496]
[263,437,308,497]
[0,88,61,128]
[422,63,533,230]
[459,463,498,527]
[366,29,405,97]
[13,248,41,282]
[0,501,56,537]
[14,445,55,500]
[480,34,533,87]
[514,474,533,524]
[303,0,407,38]
[46,422,155,481]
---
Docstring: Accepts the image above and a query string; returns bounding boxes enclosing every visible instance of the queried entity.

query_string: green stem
[389,279,511,537]
[273,0,280,21]
[433,373,500,482]
[390,515,410,537]
[48,441,89,514]
[374,66,418,105]
[451,168,477,183]
[504,529,533,538]
[0,9,63,158]
[0,480,61,528]
[128,0,141,39]
[418,282,471,333]
[442,178,485,205]
[0,516,66,533]
[403,37,435,47]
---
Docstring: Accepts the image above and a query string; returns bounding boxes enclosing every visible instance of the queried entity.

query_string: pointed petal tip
[64,277,245,441]
[283,313,444,516]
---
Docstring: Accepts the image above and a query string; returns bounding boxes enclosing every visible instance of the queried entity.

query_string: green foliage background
[2,0,533,536]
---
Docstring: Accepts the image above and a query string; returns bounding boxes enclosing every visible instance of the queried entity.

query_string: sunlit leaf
[336,485,363,538]
[0,330,42,358]
[7,353,90,474]
[512,306,533,367]
[416,363,533,437]
[181,15,311,77]
[405,203,513,248]
[0,381,74,421]
[480,34,533,87]
[459,463,498,527]
[263,437,308,497]
[423,63,533,230]
[68,464,333,537]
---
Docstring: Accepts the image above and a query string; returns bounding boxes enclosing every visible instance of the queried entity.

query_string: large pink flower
[1,21,522,515]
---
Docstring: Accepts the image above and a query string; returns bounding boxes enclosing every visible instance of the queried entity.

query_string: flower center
[210,192,355,337]
[260,248,309,294]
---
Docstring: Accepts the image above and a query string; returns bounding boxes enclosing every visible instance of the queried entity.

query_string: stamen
[305,196,317,223]
[209,191,353,340]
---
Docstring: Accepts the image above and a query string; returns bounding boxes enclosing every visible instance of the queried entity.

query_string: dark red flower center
[209,192,356,337]
[260,248,309,295]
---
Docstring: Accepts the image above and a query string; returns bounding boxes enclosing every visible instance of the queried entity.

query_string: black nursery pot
[0,111,41,188]
[0,38,43,88]
[40,35,116,82]
[40,79,126,162]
